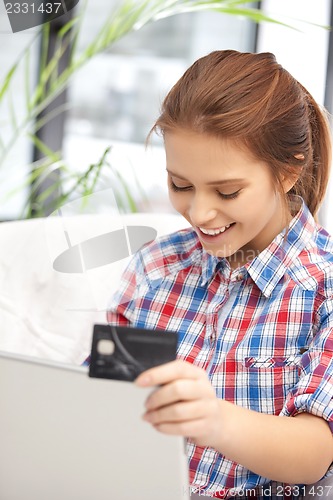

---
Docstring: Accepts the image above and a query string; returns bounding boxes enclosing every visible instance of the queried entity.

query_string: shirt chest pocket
[244,355,301,369]
[240,354,302,414]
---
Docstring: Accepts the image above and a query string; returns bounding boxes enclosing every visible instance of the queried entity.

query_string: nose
[188,192,219,227]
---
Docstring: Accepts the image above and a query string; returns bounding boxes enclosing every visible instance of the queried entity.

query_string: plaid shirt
[86,199,333,498]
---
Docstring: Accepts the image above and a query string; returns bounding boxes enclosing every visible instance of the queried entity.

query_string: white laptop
[0,351,190,500]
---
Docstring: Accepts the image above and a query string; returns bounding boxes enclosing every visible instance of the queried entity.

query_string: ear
[282,154,304,193]
[282,174,299,193]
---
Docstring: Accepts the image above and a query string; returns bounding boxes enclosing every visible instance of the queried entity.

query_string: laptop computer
[0,351,190,500]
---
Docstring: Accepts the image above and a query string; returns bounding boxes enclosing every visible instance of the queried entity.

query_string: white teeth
[200,224,231,235]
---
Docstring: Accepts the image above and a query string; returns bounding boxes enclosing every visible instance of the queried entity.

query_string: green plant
[0,0,325,218]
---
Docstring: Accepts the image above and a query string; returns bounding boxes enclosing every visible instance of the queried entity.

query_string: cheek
[240,186,277,218]
[168,192,187,214]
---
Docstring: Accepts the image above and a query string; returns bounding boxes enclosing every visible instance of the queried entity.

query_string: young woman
[96,51,333,498]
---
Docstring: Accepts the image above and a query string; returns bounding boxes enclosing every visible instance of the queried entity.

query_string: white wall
[257,0,330,104]
[257,0,333,231]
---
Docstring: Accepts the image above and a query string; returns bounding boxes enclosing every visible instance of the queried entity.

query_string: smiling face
[165,130,293,269]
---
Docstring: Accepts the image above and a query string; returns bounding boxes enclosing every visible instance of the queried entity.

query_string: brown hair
[148,50,332,218]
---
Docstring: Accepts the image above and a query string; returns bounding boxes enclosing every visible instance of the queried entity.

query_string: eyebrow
[166,169,247,186]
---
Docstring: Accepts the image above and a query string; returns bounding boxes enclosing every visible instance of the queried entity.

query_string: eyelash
[169,180,240,200]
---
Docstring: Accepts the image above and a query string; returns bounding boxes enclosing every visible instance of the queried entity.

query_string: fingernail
[135,374,151,386]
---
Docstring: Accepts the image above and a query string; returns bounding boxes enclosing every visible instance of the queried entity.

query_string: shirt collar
[246,198,317,297]
[199,251,222,286]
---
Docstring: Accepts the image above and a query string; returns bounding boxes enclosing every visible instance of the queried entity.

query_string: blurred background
[0,0,332,228]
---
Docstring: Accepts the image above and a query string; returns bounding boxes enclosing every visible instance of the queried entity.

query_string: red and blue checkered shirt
[87,198,333,498]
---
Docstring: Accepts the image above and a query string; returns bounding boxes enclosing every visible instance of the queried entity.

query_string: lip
[196,223,236,242]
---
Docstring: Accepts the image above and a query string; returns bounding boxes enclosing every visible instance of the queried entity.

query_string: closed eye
[217,189,241,200]
[169,180,192,192]
[170,180,241,200]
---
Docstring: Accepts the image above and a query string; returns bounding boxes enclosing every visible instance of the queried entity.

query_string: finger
[143,399,215,425]
[135,359,206,387]
[152,417,211,442]
[145,379,214,411]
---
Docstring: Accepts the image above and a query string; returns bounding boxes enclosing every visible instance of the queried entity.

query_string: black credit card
[88,324,178,382]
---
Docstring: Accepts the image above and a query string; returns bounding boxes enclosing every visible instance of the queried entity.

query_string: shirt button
[236,274,244,281]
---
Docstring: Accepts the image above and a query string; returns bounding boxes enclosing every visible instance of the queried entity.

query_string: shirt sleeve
[106,249,148,325]
[280,297,333,432]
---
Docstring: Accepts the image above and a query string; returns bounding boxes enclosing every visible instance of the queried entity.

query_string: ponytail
[289,86,332,217]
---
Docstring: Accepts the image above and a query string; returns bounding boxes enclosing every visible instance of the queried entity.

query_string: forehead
[164,130,269,181]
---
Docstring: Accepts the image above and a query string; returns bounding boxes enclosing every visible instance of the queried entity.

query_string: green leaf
[30,37,70,110]
[152,3,297,30]
[0,63,18,103]
[24,46,31,112]
[31,102,71,135]
[0,158,65,204]
[58,16,80,38]
[150,0,329,31]
[27,133,60,162]
[8,90,18,132]
[113,169,139,213]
